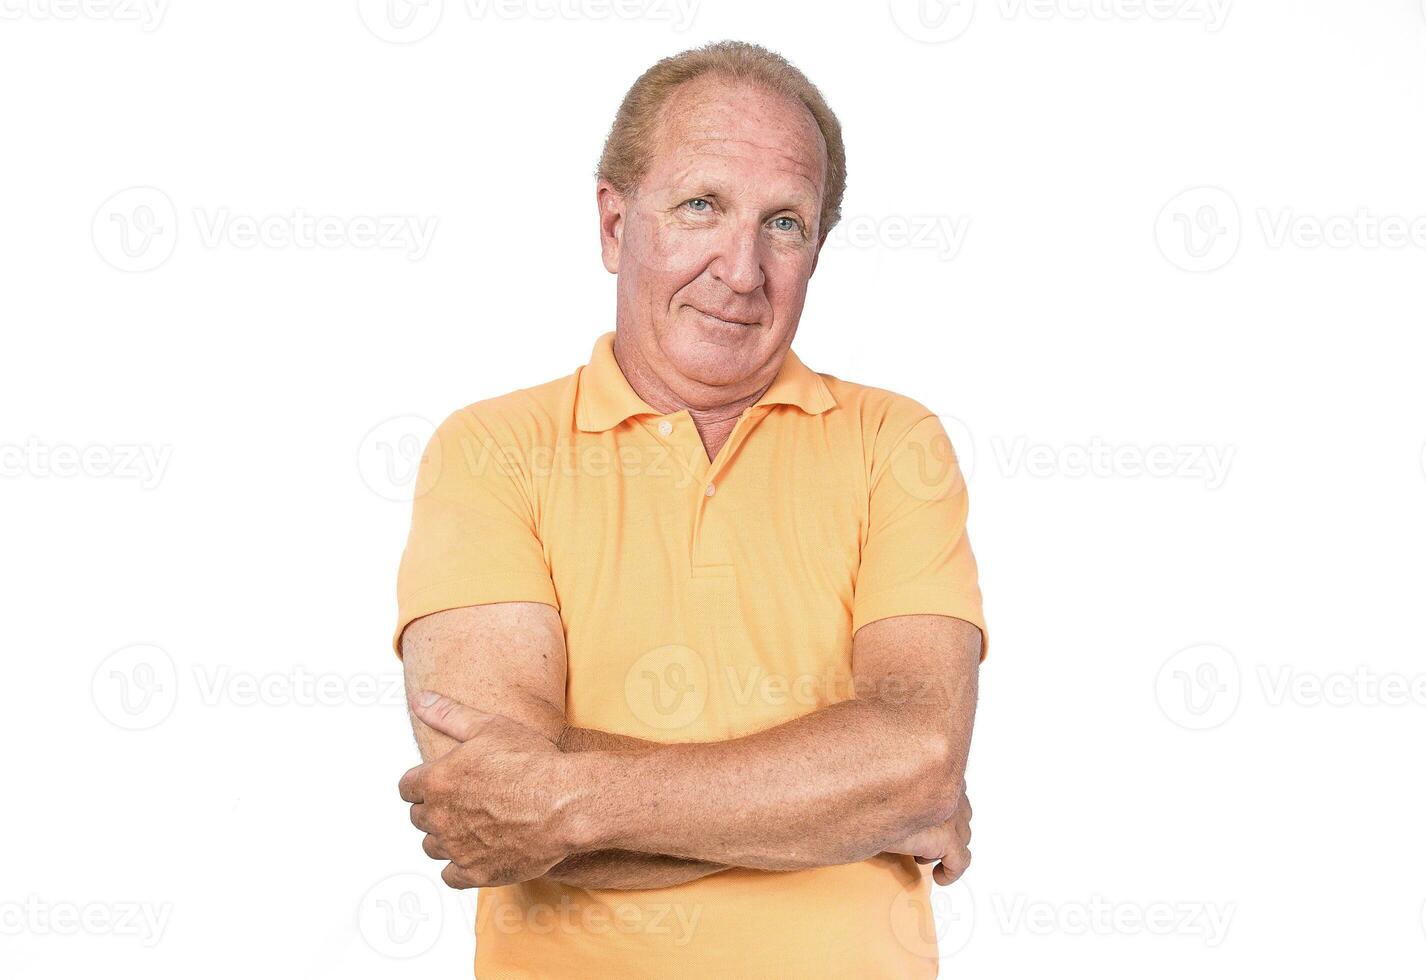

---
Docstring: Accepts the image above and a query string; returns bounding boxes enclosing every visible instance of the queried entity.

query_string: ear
[597,180,626,274]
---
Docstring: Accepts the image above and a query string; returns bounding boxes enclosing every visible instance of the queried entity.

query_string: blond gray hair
[596,40,847,239]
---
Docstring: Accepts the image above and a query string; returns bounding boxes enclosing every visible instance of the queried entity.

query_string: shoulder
[819,372,942,451]
[435,371,574,448]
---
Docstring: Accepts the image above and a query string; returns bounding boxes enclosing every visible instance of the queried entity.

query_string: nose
[707,216,766,294]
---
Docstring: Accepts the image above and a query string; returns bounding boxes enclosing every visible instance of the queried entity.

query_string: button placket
[690,407,773,568]
[644,412,704,490]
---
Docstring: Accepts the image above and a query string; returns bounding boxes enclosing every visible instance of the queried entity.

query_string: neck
[612,331,774,460]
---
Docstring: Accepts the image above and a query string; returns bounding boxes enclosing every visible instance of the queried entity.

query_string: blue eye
[772,216,800,233]
[686,198,711,212]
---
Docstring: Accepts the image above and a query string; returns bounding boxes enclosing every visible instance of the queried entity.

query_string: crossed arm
[399,601,980,890]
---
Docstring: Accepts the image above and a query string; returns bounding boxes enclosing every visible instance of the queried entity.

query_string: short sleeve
[852,414,988,661]
[392,409,558,655]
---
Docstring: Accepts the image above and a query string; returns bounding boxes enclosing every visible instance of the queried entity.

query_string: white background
[3,0,1425,976]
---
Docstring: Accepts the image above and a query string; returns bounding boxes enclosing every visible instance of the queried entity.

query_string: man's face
[598,76,828,406]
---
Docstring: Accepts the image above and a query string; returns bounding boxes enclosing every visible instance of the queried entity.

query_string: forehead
[646,77,827,203]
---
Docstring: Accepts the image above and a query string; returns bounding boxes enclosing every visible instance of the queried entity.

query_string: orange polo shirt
[394,330,987,978]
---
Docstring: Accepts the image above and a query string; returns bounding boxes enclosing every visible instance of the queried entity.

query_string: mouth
[688,305,759,327]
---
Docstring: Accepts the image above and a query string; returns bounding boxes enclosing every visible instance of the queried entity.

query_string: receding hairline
[595,40,847,239]
[645,76,829,205]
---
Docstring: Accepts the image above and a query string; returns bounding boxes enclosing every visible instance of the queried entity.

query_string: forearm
[561,695,967,871]
[544,849,727,890]
[549,724,732,888]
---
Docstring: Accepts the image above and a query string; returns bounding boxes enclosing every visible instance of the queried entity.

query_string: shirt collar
[575,330,837,433]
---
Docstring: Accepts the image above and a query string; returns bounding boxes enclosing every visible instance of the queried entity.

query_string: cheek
[630,218,712,282]
[764,255,814,310]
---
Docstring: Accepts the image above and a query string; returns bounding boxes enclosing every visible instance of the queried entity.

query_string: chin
[660,319,765,385]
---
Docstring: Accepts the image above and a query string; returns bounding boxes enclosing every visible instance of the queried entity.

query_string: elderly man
[393,39,988,978]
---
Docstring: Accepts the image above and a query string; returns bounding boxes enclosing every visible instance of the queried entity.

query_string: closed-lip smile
[690,305,758,326]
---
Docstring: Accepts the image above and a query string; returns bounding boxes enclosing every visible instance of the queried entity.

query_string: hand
[884,779,972,886]
[399,691,578,889]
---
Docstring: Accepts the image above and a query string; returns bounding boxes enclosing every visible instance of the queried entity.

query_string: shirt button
[705,483,716,497]
[657,419,673,436]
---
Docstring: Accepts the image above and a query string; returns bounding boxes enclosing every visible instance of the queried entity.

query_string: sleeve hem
[852,589,989,663]
[393,574,559,656]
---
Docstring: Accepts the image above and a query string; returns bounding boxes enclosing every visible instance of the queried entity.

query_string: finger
[398,764,427,804]
[904,825,952,861]
[442,862,479,890]
[409,803,435,833]
[421,834,449,860]
[934,846,971,886]
[412,691,492,742]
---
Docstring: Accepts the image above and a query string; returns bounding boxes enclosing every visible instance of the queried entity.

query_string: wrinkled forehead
[642,78,827,210]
